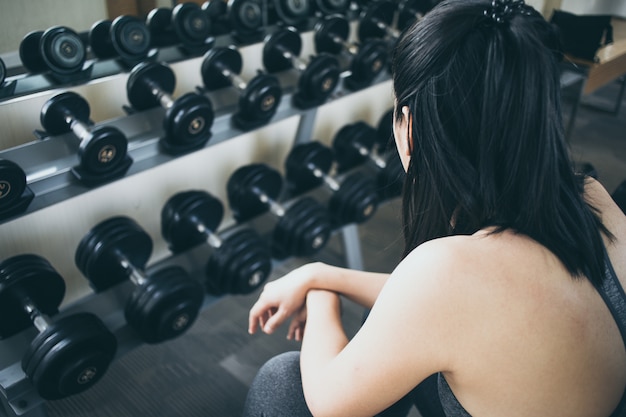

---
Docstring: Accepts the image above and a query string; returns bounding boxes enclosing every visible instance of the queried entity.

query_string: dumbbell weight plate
[376,109,394,153]
[0,160,28,210]
[273,197,331,257]
[22,312,117,400]
[238,73,282,121]
[78,126,129,174]
[285,142,334,192]
[89,20,117,59]
[161,190,225,253]
[40,26,86,75]
[201,46,243,90]
[127,62,176,111]
[206,228,272,295]
[315,0,350,15]
[227,164,284,222]
[146,7,176,47]
[229,0,263,32]
[110,15,152,61]
[0,57,6,85]
[263,28,302,73]
[348,39,387,86]
[172,2,212,46]
[273,0,311,26]
[19,31,47,73]
[329,173,379,224]
[297,54,340,101]
[75,216,153,291]
[314,15,349,55]
[40,92,91,136]
[0,254,65,339]
[124,265,203,344]
[163,92,214,148]
[333,122,377,171]
[358,0,396,41]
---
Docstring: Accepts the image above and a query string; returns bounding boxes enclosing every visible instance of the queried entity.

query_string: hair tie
[484,0,532,25]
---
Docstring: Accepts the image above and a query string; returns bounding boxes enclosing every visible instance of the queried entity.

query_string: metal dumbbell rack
[0,18,388,417]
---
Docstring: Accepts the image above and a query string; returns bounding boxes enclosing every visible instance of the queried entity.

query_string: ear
[402,106,414,155]
[394,105,413,158]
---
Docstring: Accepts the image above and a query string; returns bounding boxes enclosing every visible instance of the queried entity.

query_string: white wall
[561,0,626,17]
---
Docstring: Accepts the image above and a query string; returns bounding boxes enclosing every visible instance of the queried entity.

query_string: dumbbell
[0,254,117,400]
[161,190,273,295]
[226,0,265,43]
[0,57,6,86]
[19,26,86,76]
[89,16,152,64]
[285,141,380,226]
[332,121,405,200]
[227,163,332,259]
[146,3,212,51]
[0,159,35,220]
[127,61,214,154]
[358,1,400,44]
[397,0,434,30]
[612,180,626,215]
[40,92,132,184]
[314,15,388,90]
[202,0,231,36]
[263,27,340,109]
[75,216,204,344]
[267,0,312,28]
[201,46,282,130]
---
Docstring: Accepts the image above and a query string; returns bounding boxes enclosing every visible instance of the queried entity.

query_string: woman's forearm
[305,263,390,309]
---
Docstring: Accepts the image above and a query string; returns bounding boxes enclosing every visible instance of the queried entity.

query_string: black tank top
[436,250,626,417]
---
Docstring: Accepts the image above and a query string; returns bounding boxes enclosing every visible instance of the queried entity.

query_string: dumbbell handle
[196,223,224,248]
[331,34,359,56]
[120,257,149,286]
[373,19,400,39]
[68,116,92,141]
[253,187,286,217]
[143,78,176,109]
[308,163,340,192]
[220,66,248,92]
[280,49,307,72]
[355,144,387,169]
[24,301,52,333]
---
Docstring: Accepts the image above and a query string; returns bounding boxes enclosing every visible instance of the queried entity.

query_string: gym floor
[38,78,626,417]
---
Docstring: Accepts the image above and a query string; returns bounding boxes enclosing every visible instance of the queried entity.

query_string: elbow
[304,391,344,417]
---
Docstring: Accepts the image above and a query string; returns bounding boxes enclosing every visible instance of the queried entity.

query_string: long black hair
[391,0,612,286]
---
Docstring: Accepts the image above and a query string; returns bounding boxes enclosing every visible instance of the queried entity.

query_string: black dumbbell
[161,190,273,295]
[202,0,231,36]
[19,26,86,76]
[75,216,204,344]
[333,121,404,200]
[263,27,340,109]
[127,61,214,154]
[0,159,35,220]
[201,46,282,130]
[312,0,350,15]
[285,141,380,225]
[0,56,6,86]
[227,163,332,259]
[314,15,388,90]
[268,0,312,27]
[147,3,213,51]
[612,180,626,215]
[40,92,132,184]
[397,0,434,30]
[89,16,152,63]
[227,0,265,43]
[0,254,117,400]
[358,1,400,43]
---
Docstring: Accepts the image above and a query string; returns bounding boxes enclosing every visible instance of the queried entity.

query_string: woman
[242,0,626,416]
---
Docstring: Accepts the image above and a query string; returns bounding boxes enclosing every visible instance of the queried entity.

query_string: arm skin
[248,262,390,337]
[299,241,461,417]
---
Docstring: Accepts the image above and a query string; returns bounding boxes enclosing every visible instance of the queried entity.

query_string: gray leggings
[242,351,445,417]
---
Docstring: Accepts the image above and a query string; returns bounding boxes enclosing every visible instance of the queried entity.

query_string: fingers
[263,307,287,334]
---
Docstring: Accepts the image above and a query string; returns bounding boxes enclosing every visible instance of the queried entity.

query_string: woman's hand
[248,263,323,336]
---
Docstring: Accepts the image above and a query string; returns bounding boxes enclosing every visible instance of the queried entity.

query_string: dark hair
[391,0,611,286]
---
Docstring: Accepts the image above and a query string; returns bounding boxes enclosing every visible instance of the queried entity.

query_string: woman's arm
[248,262,390,336]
